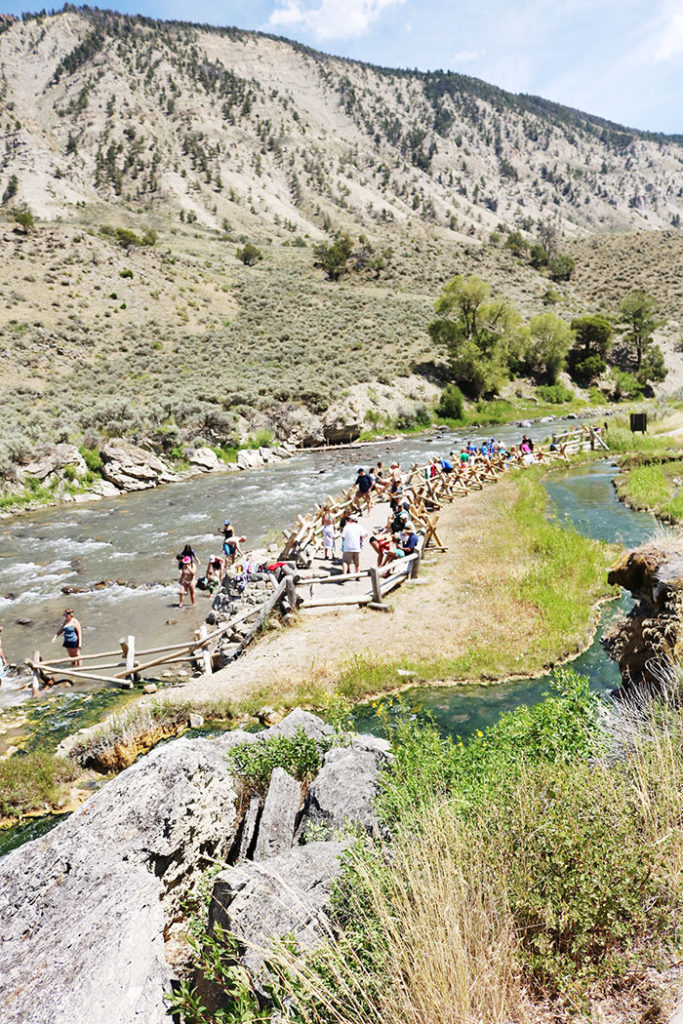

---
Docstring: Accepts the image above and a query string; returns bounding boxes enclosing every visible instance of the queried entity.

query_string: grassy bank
[173,673,683,1023]
[226,466,620,714]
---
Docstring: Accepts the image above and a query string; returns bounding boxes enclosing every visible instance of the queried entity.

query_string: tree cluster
[313,232,392,281]
[429,275,667,400]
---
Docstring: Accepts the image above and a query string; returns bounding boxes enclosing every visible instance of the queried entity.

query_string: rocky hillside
[1,7,683,239]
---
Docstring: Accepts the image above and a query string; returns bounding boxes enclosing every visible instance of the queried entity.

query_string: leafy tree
[436,382,464,420]
[428,275,521,398]
[548,253,575,282]
[13,204,34,234]
[537,219,559,258]
[313,233,353,281]
[353,234,391,277]
[637,344,667,388]
[526,313,574,384]
[567,315,612,386]
[529,243,549,269]
[505,230,528,257]
[619,290,657,371]
[236,243,263,266]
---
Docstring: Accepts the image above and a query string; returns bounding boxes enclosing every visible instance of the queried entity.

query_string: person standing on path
[341,514,365,574]
[355,468,374,515]
[51,608,83,668]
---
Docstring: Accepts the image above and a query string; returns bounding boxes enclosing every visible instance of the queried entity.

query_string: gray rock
[12,443,88,486]
[254,767,301,861]
[90,478,121,498]
[236,448,263,470]
[0,735,239,1024]
[187,446,220,472]
[298,743,389,839]
[238,794,262,861]
[101,438,177,491]
[258,446,276,463]
[262,708,334,745]
[210,841,345,988]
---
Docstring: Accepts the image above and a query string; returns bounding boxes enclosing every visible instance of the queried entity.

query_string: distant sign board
[630,412,647,434]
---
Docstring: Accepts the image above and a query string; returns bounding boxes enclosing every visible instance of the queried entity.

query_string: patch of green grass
[0,750,78,818]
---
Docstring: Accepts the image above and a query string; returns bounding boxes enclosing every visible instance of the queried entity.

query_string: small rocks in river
[142,683,158,695]
[61,585,87,594]
[165,618,178,626]
[15,618,32,626]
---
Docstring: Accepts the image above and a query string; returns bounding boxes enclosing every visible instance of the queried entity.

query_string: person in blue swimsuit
[51,608,83,667]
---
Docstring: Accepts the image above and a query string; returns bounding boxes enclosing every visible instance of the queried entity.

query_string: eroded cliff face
[603,545,683,689]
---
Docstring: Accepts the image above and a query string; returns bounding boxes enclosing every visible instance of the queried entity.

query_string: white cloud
[267,0,406,40]
[642,4,683,63]
[452,49,482,63]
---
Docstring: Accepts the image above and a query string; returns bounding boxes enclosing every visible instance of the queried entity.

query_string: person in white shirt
[341,515,365,574]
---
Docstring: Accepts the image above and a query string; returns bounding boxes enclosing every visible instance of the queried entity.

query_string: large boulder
[209,841,345,990]
[0,735,240,1024]
[263,707,334,745]
[236,448,263,470]
[12,444,88,486]
[297,736,391,839]
[100,439,177,491]
[186,446,220,472]
[253,767,301,862]
[604,543,683,690]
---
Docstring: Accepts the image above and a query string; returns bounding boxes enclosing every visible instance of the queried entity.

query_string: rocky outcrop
[100,438,178,491]
[254,767,301,861]
[236,447,263,470]
[0,710,391,1024]
[603,544,683,689]
[297,734,391,839]
[186,445,221,472]
[209,841,345,992]
[11,443,87,486]
[0,734,243,1024]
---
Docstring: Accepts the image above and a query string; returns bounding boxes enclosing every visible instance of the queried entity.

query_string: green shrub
[536,383,574,404]
[236,243,263,266]
[436,383,464,419]
[226,728,329,794]
[119,268,134,279]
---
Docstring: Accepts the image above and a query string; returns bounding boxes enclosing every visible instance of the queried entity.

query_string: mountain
[1,7,683,238]
[0,7,682,481]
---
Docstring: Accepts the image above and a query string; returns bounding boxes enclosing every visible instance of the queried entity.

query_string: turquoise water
[0,813,69,857]
[353,460,656,740]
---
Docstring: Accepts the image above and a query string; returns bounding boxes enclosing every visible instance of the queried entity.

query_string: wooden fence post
[368,567,389,612]
[31,649,41,694]
[195,624,213,675]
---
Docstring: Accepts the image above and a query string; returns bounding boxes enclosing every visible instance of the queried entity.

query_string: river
[0,435,659,855]
[0,417,578,707]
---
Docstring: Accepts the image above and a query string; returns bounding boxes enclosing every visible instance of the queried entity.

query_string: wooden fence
[27,422,607,688]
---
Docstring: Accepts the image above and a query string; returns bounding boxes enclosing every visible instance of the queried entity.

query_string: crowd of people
[9,426,589,677]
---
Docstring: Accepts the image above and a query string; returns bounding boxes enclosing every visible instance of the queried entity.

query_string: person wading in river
[51,608,83,668]
[178,556,196,608]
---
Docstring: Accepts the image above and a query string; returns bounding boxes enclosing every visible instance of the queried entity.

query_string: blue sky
[3,0,682,134]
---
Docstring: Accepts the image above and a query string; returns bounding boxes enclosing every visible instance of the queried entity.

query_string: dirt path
[158,476,547,711]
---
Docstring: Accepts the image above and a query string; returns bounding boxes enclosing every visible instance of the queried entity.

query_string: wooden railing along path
[27,424,607,688]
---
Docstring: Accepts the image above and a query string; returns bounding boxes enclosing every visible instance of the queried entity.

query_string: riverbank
[156,464,619,714]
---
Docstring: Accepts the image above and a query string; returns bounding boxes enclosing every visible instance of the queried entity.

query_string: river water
[0,417,576,707]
